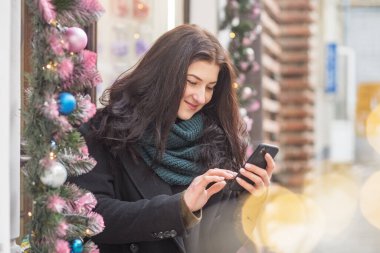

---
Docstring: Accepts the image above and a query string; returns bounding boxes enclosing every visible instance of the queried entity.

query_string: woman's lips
[185,101,198,110]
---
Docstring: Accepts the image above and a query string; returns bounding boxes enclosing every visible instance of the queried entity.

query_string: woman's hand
[183,168,236,212]
[236,153,276,194]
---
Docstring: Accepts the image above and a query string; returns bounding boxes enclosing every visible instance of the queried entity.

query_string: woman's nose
[193,87,206,104]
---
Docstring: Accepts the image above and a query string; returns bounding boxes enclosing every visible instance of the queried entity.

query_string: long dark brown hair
[93,24,247,170]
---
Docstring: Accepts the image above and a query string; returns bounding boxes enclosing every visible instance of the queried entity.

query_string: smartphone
[229,143,279,192]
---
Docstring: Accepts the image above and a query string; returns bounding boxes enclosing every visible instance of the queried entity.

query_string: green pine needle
[53,0,78,11]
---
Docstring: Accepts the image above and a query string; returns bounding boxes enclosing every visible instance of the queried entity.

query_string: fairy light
[28,212,32,217]
[49,19,58,27]
[229,32,236,39]
[233,82,239,89]
[49,151,56,160]
[44,61,57,71]
[85,229,92,236]
[137,3,144,10]
[134,33,140,39]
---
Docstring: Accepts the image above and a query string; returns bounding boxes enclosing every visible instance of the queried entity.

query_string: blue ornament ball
[50,140,57,150]
[59,92,76,115]
[71,238,84,253]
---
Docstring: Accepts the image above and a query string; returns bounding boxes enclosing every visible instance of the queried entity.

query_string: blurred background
[1,0,380,252]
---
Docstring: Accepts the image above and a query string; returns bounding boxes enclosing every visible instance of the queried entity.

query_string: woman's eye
[187,80,197,85]
[207,86,215,91]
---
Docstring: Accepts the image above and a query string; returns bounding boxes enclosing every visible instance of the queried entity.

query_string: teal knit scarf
[137,113,204,185]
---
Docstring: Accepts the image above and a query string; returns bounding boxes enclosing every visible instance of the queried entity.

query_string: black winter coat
[68,128,256,253]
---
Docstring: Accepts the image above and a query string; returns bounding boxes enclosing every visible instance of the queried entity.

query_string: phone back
[229,143,279,191]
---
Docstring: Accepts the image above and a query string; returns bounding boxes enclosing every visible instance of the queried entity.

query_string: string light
[134,33,140,39]
[137,3,144,10]
[233,82,239,89]
[229,32,236,39]
[49,151,56,160]
[44,61,57,71]
[49,19,58,27]
[28,212,32,217]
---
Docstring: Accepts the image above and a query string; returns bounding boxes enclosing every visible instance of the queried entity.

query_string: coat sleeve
[68,133,187,244]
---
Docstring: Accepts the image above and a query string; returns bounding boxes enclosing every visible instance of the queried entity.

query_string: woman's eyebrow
[187,74,217,84]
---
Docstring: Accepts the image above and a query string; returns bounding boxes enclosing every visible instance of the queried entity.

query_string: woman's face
[177,60,220,120]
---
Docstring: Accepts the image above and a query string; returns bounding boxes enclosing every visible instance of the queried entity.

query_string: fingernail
[240,168,245,173]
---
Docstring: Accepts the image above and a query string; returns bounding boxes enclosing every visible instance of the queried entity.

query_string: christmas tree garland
[220,0,262,151]
[24,0,105,252]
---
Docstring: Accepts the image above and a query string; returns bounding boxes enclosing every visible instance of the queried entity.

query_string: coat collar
[116,149,173,199]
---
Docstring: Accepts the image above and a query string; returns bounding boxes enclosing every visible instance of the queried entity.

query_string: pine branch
[58,152,96,176]
[24,0,105,251]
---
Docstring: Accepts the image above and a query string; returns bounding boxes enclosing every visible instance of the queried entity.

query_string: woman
[69,24,275,253]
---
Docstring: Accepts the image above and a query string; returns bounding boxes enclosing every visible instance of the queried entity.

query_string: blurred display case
[96,0,187,105]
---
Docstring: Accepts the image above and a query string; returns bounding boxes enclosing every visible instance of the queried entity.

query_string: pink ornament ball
[65,27,88,53]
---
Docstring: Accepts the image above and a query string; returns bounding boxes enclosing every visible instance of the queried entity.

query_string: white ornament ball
[239,107,248,117]
[241,87,253,100]
[40,161,68,188]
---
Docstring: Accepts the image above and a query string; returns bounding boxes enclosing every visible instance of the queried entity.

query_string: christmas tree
[23,0,105,252]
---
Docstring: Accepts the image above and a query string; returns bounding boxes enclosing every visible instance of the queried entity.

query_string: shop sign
[326,42,337,93]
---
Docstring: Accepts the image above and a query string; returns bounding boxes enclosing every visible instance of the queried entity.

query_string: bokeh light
[304,171,359,238]
[360,171,380,230]
[241,185,324,253]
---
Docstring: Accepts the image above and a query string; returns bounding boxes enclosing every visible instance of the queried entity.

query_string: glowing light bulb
[49,19,58,27]
[229,32,236,39]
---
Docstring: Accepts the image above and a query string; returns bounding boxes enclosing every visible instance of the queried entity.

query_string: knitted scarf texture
[138,113,204,185]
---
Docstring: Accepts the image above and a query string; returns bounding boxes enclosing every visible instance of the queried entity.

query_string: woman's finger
[198,175,225,188]
[244,164,270,187]
[239,168,265,187]
[205,168,236,179]
[265,153,276,177]
[235,177,257,194]
[206,181,227,196]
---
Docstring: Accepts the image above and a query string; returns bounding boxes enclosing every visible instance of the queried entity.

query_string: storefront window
[96,0,186,105]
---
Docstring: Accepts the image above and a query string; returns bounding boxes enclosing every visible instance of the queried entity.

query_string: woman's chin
[177,112,196,121]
